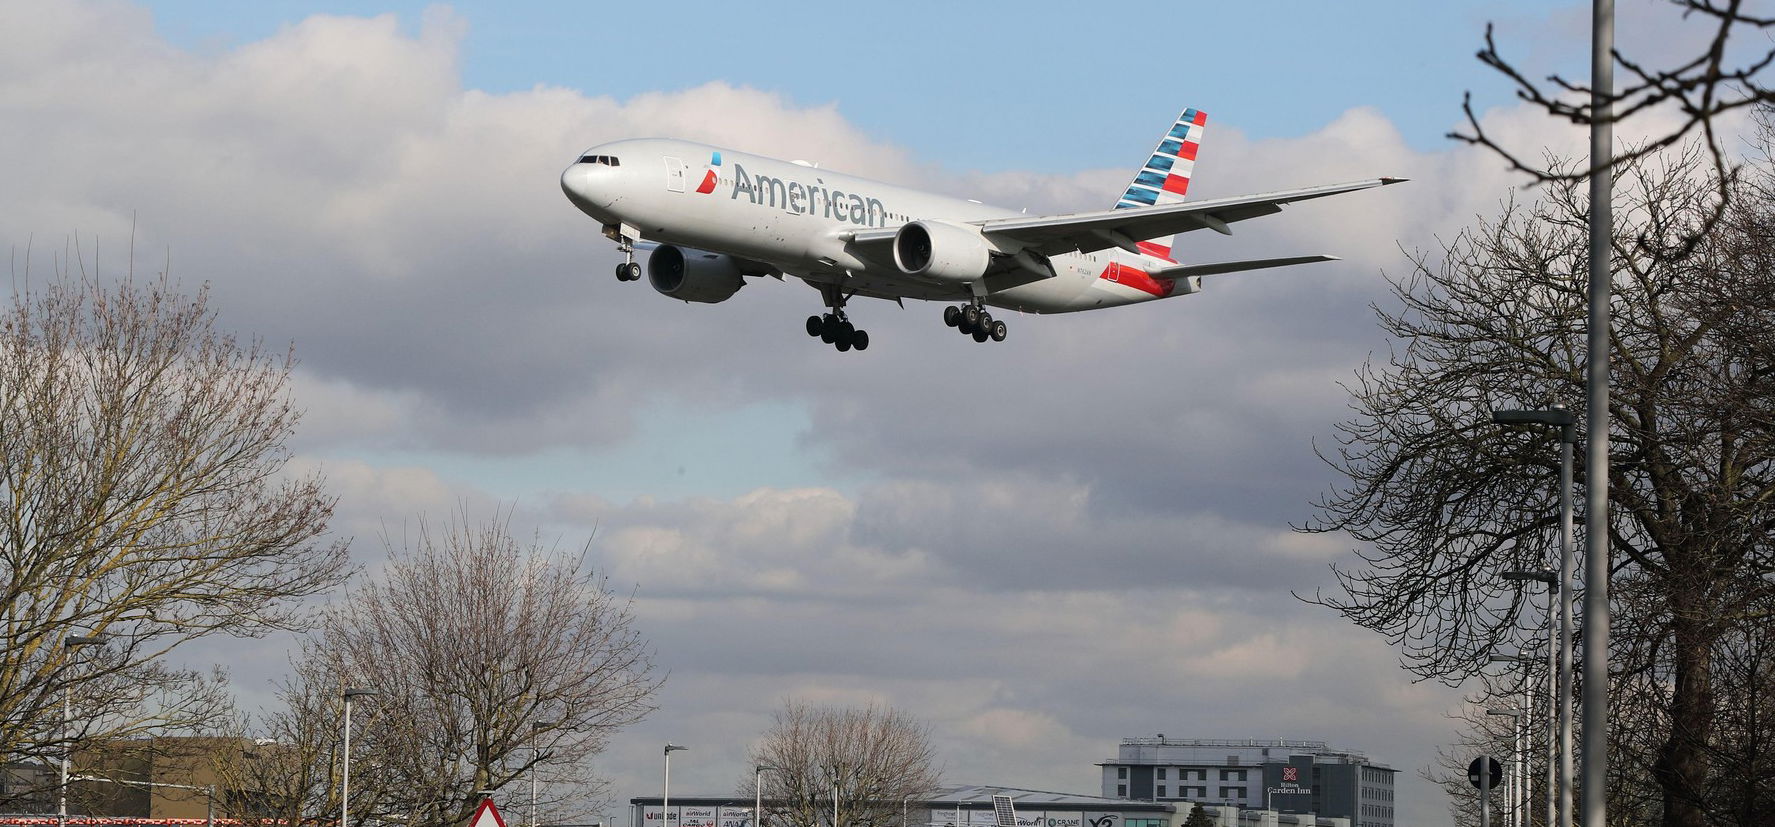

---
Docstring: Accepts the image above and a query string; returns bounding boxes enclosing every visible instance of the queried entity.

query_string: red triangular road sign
[470,798,508,827]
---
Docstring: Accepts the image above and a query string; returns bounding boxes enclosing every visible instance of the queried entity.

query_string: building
[630,784,1177,827]
[629,784,1354,827]
[1097,738,1394,827]
[62,736,253,822]
[1,762,56,814]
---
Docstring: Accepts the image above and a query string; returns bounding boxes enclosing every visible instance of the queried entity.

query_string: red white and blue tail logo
[1115,107,1205,211]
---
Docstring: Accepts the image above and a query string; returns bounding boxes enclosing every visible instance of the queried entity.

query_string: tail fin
[1113,107,1205,259]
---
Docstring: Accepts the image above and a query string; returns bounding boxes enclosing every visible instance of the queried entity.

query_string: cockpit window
[577,155,621,166]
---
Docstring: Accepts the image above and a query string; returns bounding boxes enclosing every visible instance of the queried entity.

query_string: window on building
[1117,767,1128,779]
[1157,768,1167,780]
[1218,787,1241,799]
[1157,786,1166,798]
[1117,785,1127,798]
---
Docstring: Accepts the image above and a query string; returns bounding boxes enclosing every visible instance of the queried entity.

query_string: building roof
[630,784,1173,813]
[927,785,1171,811]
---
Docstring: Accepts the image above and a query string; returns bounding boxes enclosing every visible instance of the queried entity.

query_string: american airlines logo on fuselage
[726,162,889,228]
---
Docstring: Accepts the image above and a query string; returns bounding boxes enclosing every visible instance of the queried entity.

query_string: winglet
[1380,177,1410,185]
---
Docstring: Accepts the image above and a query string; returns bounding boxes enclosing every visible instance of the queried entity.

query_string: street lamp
[530,720,556,827]
[1492,405,1576,827]
[1487,706,1525,827]
[1500,570,1558,827]
[754,765,778,827]
[59,634,107,827]
[827,764,852,827]
[663,743,687,827]
[1489,649,1538,827]
[341,688,379,827]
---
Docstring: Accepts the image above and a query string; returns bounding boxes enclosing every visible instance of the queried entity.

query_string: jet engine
[648,245,745,303]
[892,220,992,281]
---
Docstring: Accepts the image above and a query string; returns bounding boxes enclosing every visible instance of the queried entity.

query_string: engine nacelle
[648,245,745,304]
[892,220,992,282]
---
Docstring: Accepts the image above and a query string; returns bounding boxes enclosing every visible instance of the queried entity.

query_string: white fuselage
[561,139,1195,313]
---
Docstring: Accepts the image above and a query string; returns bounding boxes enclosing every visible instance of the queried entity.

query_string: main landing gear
[806,287,868,352]
[942,300,1008,343]
[614,238,641,281]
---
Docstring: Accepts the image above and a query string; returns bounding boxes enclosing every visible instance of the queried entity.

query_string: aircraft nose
[560,163,607,216]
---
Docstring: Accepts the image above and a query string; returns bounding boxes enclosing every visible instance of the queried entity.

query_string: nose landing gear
[942,300,1007,343]
[614,239,641,281]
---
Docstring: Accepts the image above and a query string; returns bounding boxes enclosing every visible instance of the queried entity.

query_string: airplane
[560,107,1404,352]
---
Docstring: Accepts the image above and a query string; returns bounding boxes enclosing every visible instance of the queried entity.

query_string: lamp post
[1500,572,1558,827]
[341,688,379,827]
[530,720,556,827]
[663,743,687,827]
[754,765,778,827]
[1492,405,1577,827]
[58,635,107,827]
[1490,651,1539,827]
[828,764,845,827]
[1486,707,1525,827]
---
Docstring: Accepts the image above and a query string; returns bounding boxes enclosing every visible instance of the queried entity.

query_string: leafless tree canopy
[0,262,349,806]
[1454,1,1775,184]
[745,701,941,827]
[1302,144,1775,826]
[276,513,660,827]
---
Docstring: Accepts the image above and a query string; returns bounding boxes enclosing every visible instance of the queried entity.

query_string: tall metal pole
[1481,763,1493,827]
[1544,589,1557,827]
[755,765,776,827]
[58,635,105,827]
[1583,2,1614,826]
[342,696,352,827]
[60,679,72,827]
[663,743,686,827]
[1558,421,1575,827]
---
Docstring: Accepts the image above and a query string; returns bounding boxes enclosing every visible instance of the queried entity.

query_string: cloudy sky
[1,1,1741,825]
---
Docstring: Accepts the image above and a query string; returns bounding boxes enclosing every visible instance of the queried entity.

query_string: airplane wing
[979,177,1405,258]
[1152,254,1338,278]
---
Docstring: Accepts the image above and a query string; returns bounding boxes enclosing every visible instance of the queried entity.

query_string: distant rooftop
[929,785,1170,809]
[1112,737,1382,768]
[1121,738,1332,750]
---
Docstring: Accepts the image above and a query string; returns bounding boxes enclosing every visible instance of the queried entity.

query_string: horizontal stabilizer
[1153,254,1338,278]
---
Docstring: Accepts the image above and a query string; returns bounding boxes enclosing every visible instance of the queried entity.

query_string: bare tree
[1302,144,1775,827]
[745,700,940,827]
[212,659,349,827]
[1453,2,1775,195]
[288,512,660,827]
[0,257,349,807]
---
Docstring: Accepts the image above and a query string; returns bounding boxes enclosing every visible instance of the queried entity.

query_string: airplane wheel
[958,317,976,335]
[961,305,981,326]
[615,263,629,281]
[624,262,642,281]
[852,330,869,351]
[835,335,853,352]
[943,306,961,327]
[990,320,1008,342]
[806,315,823,337]
[979,311,993,330]
[820,317,837,343]
[838,321,855,340]
[972,328,990,343]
